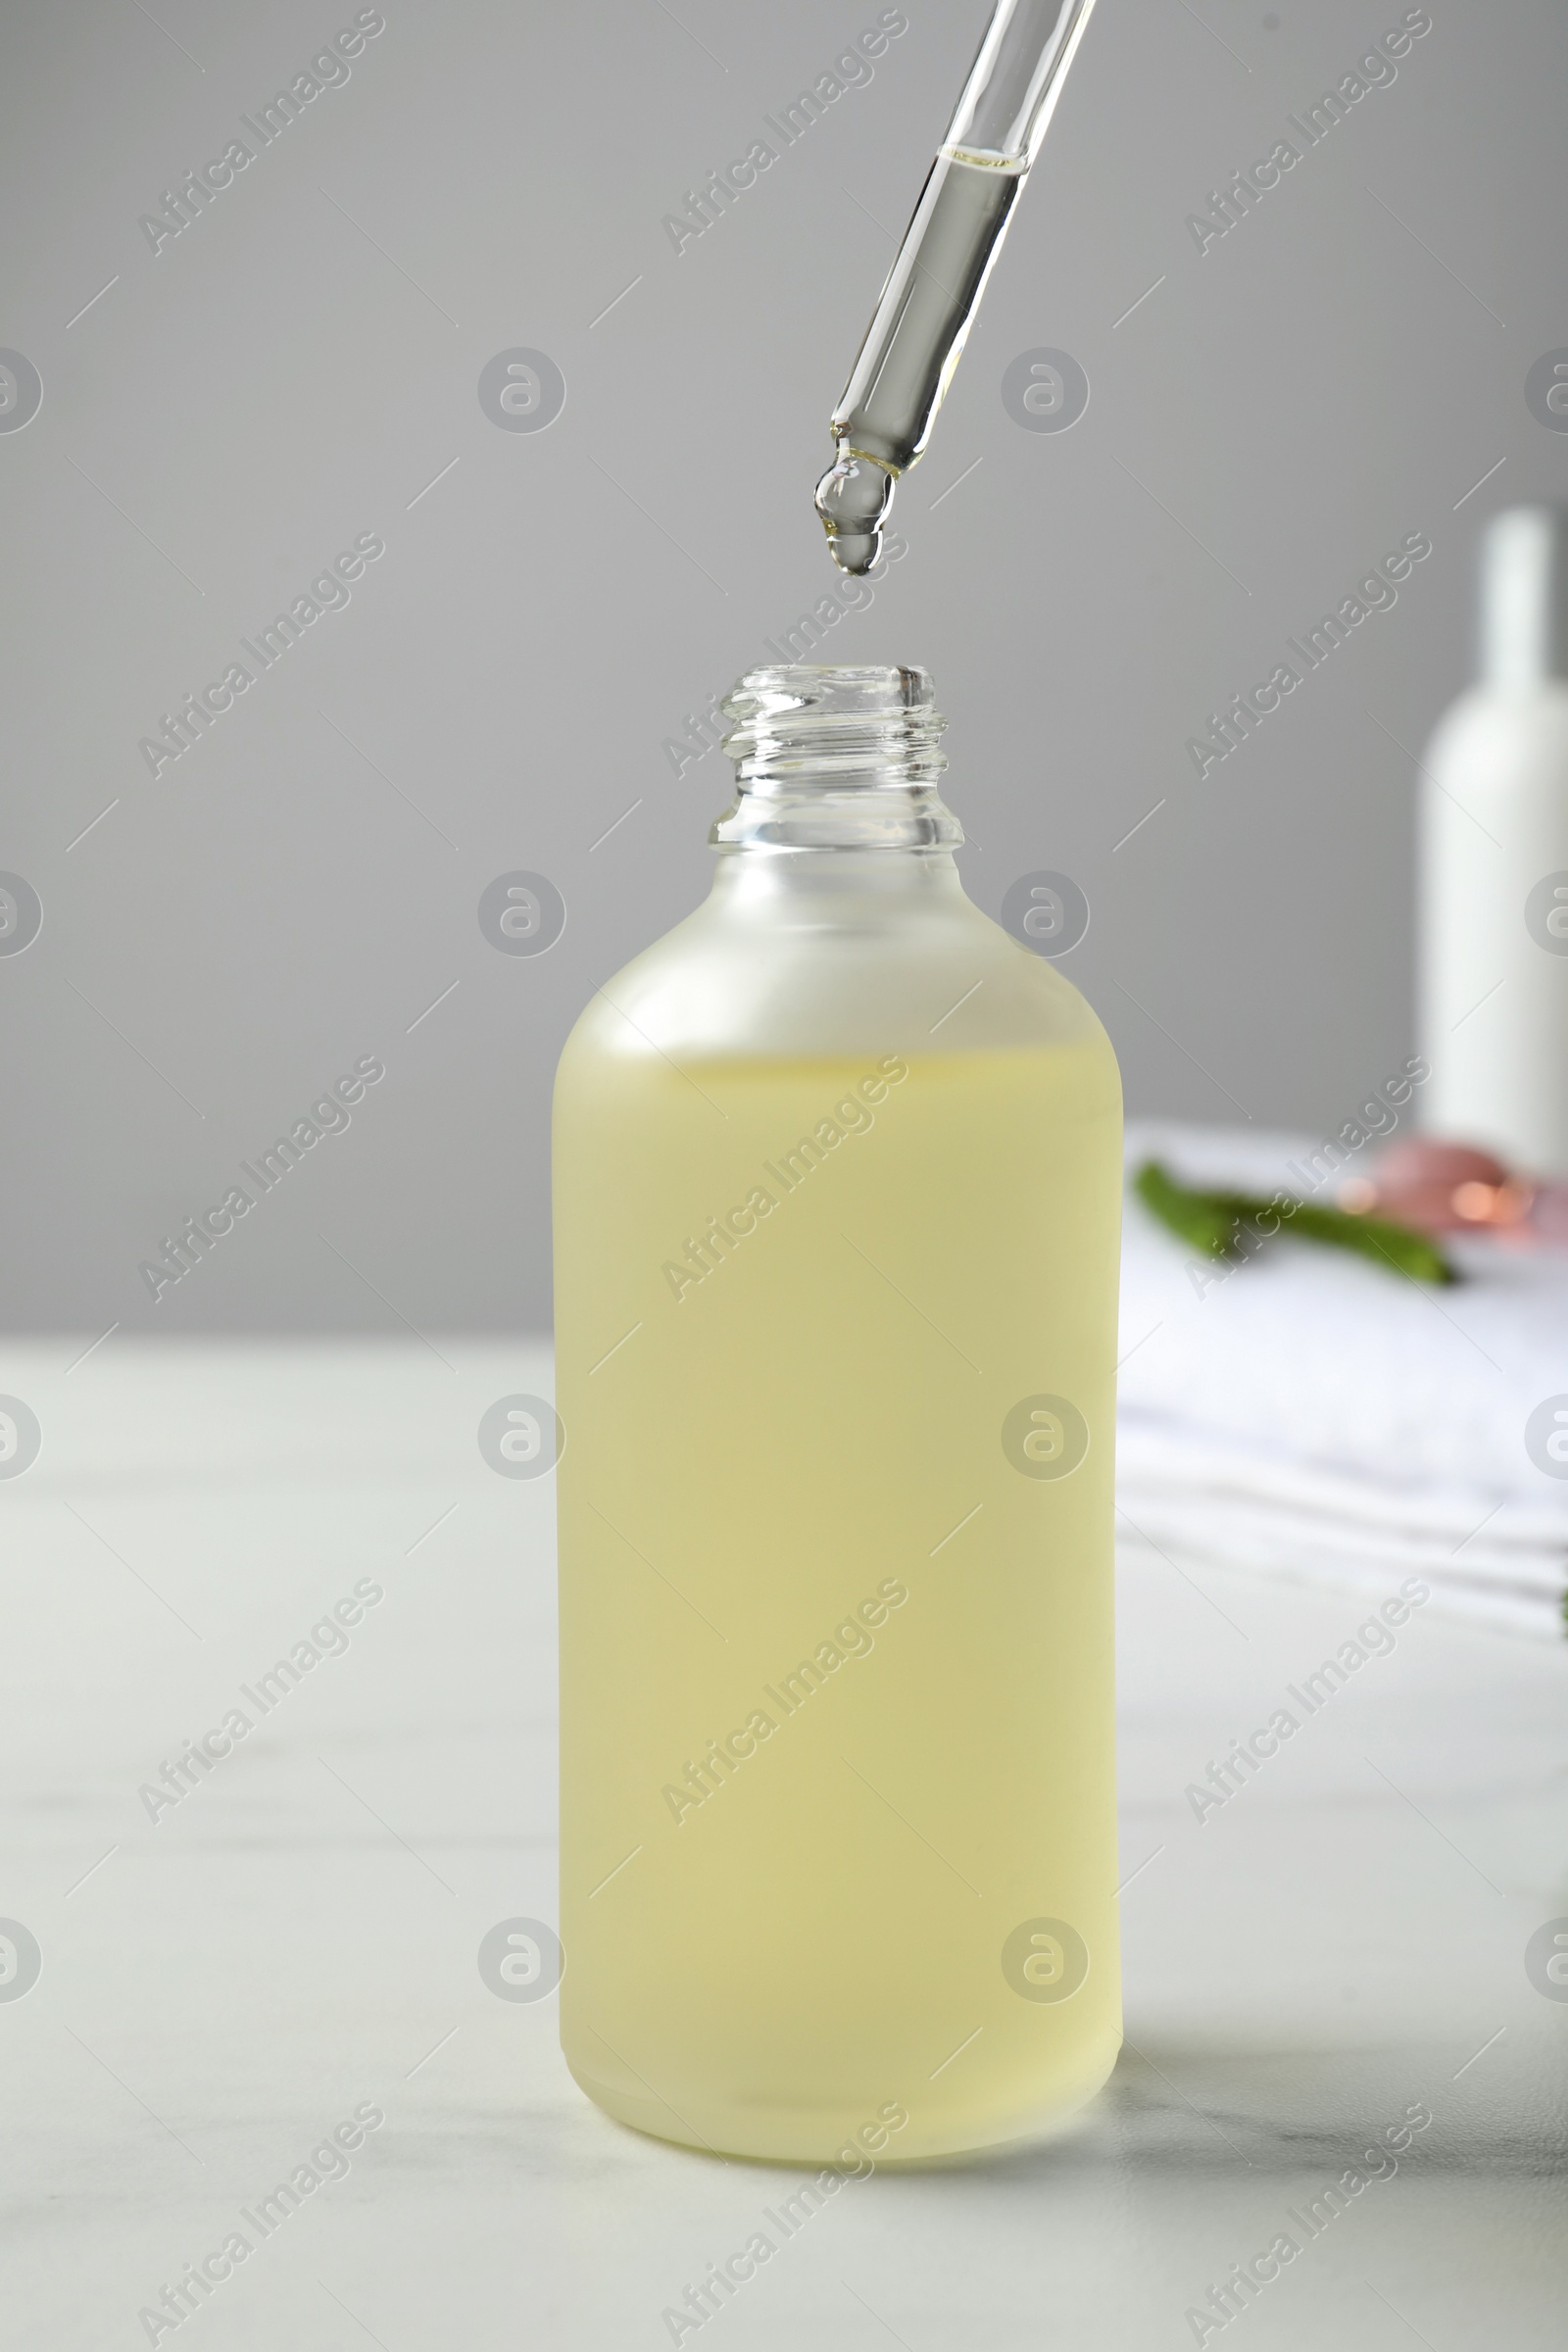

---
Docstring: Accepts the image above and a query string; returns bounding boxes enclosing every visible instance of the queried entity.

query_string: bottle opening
[711,664,960,853]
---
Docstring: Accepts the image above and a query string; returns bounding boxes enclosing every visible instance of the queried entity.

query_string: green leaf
[1133,1162,1237,1259]
[1133,1161,1455,1285]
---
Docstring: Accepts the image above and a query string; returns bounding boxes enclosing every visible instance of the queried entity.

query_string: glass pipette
[813,0,1099,573]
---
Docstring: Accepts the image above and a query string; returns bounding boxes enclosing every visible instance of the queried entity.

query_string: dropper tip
[814,447,896,576]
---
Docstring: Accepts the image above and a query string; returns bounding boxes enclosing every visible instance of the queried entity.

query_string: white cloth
[1116,1123,1568,1639]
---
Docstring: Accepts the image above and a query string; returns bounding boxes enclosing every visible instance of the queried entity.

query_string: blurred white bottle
[1419,505,1568,1176]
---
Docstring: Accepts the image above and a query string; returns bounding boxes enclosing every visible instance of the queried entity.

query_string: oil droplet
[813,449,896,575]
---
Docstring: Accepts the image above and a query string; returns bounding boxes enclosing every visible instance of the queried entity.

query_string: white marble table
[3,1342,1564,2349]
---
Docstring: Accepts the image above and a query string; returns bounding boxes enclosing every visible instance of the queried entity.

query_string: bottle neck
[1480,504,1568,689]
[707,846,965,913]
[710,663,963,855]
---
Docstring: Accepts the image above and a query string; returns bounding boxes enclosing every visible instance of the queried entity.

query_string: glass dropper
[814,0,1099,573]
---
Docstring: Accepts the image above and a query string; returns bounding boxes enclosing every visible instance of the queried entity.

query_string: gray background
[3,0,1564,1334]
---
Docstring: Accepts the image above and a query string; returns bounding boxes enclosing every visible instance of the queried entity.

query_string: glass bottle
[554,664,1122,2163]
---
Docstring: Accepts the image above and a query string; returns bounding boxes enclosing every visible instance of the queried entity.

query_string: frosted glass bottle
[553,664,1123,2164]
[1420,505,1568,1175]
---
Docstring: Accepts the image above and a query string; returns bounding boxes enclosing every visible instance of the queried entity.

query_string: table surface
[3,1340,1565,2350]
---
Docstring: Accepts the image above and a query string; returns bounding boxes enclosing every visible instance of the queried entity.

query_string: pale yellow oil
[554,1034,1123,2164]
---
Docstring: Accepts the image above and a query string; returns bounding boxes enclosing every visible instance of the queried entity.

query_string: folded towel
[1117,1122,1568,1639]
